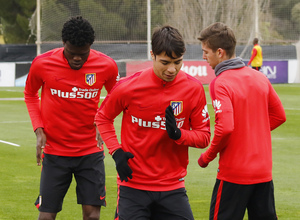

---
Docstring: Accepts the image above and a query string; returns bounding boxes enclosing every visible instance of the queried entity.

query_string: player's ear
[150,51,155,61]
[217,48,226,58]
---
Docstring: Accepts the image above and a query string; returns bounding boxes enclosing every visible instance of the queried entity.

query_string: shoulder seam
[31,50,57,65]
[109,71,143,94]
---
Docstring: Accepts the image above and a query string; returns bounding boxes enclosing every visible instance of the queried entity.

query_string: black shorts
[252,66,261,71]
[115,185,194,220]
[210,179,277,220]
[35,152,106,213]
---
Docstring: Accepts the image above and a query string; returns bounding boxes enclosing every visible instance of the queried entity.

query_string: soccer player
[95,25,211,220]
[197,22,286,220]
[247,37,263,71]
[24,16,119,220]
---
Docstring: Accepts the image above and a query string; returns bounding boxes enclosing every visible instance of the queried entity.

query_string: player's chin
[163,74,177,82]
[70,65,82,70]
[209,63,216,70]
[69,62,83,70]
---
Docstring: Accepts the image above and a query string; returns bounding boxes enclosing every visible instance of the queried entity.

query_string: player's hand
[95,125,104,150]
[198,154,208,168]
[165,106,181,140]
[35,127,46,166]
[112,149,134,182]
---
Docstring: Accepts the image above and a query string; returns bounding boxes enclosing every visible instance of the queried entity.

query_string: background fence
[1,0,299,86]
[31,0,300,60]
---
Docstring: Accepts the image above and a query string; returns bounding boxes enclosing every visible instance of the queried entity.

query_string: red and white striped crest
[85,73,96,86]
[170,101,183,116]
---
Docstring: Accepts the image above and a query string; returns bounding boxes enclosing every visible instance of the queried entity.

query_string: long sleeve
[104,72,119,94]
[268,82,286,130]
[24,59,44,131]
[95,81,127,155]
[247,48,257,66]
[202,81,234,163]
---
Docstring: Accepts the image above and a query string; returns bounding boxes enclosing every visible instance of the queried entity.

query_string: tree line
[0,0,299,44]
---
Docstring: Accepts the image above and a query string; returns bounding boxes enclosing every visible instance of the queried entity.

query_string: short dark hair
[198,22,236,58]
[62,16,95,46]
[151,25,186,59]
[253,38,259,45]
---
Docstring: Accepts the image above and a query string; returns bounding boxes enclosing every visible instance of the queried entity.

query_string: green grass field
[0,84,299,220]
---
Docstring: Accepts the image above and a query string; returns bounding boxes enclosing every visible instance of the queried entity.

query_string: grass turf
[0,84,299,219]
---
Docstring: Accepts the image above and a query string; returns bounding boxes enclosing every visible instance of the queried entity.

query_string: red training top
[24,48,119,156]
[95,68,211,191]
[202,66,286,184]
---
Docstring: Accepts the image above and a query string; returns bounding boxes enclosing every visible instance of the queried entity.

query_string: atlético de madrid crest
[170,101,183,116]
[85,73,96,86]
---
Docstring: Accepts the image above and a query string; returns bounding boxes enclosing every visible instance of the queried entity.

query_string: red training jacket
[24,48,119,156]
[202,66,286,184]
[95,68,211,191]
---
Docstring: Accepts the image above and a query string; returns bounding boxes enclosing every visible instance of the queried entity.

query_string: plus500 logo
[131,115,184,130]
[50,87,99,99]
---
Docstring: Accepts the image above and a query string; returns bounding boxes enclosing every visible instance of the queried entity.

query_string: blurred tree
[80,0,128,41]
[0,0,297,44]
[99,0,164,41]
[40,0,71,41]
[269,0,300,40]
[0,0,36,44]
[291,3,300,31]
[40,0,164,42]
[270,0,299,19]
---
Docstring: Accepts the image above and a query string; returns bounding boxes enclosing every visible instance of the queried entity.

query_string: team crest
[170,101,183,116]
[85,73,96,86]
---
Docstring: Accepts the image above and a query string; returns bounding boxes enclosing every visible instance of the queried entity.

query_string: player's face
[201,42,221,70]
[151,51,183,82]
[63,41,91,70]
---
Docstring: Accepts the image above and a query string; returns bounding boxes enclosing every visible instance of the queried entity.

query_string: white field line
[0,98,24,101]
[272,137,300,139]
[284,107,300,111]
[0,140,20,147]
[0,120,30,123]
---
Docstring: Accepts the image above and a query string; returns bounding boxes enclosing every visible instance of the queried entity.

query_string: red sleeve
[24,58,44,131]
[268,82,286,130]
[103,61,119,94]
[202,78,234,163]
[247,48,257,66]
[175,83,211,148]
[95,80,128,154]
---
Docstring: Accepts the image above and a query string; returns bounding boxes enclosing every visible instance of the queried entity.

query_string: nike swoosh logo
[55,77,66,82]
[138,104,153,109]
[100,196,105,200]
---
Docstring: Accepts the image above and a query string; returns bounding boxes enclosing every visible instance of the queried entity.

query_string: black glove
[165,105,181,140]
[112,148,134,182]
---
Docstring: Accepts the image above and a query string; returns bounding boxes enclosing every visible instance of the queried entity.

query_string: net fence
[33,0,300,61]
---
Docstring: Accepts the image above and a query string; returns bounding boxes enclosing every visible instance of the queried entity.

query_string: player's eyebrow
[160,58,183,63]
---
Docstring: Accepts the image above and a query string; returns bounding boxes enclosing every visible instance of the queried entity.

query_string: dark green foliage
[0,0,36,44]
[269,0,300,40]
[40,0,165,42]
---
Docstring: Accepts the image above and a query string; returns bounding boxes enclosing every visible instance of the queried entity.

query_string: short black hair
[151,25,186,59]
[62,16,95,46]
